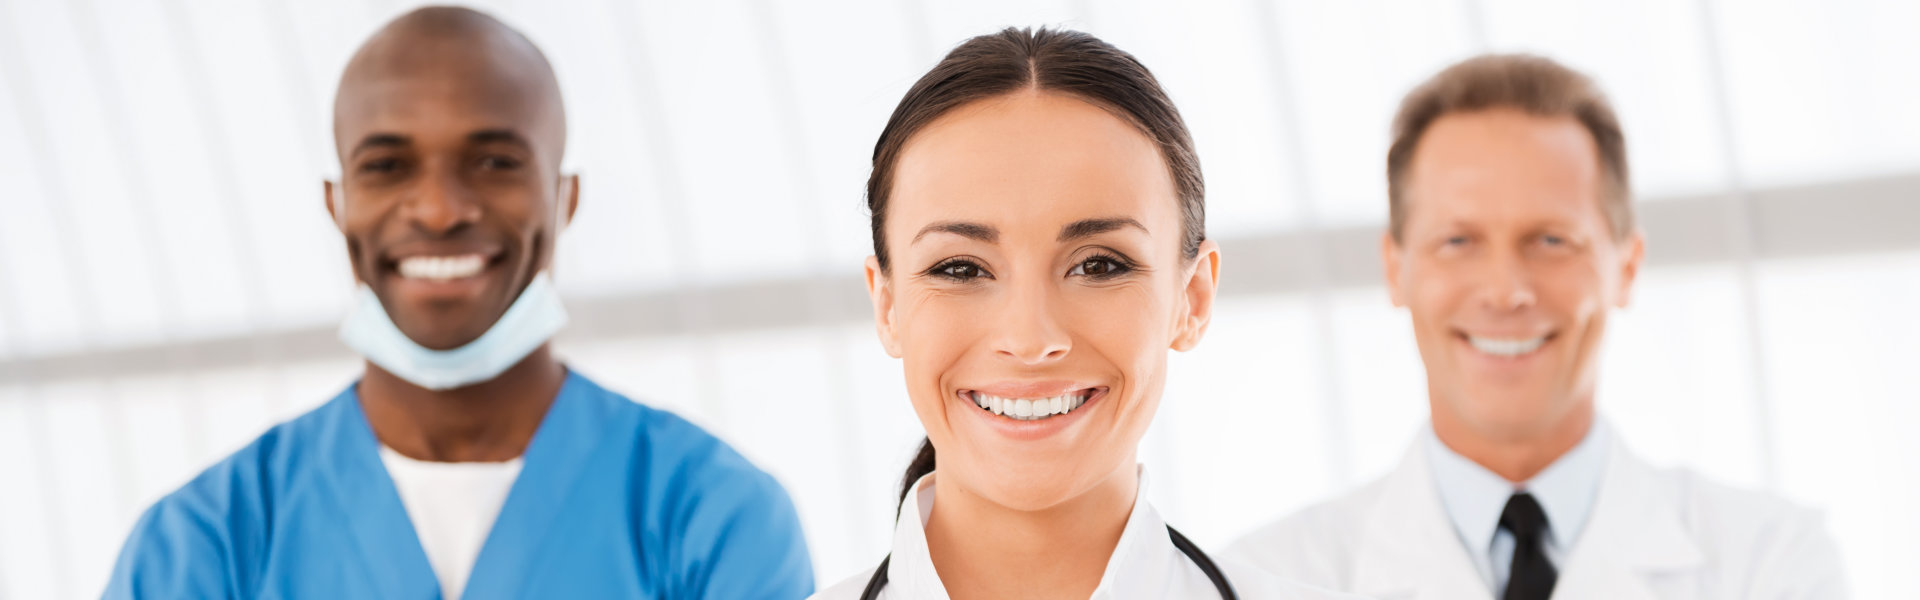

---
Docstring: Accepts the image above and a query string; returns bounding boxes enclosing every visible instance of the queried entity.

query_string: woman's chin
[974,481,1084,512]
[952,460,1115,513]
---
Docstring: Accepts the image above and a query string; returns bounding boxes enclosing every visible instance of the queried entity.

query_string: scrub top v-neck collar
[323,372,607,599]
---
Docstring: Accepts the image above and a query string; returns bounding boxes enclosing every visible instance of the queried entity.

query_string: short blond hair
[1386,54,1633,242]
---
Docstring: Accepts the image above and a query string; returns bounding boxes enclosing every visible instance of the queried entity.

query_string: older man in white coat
[1227,54,1848,600]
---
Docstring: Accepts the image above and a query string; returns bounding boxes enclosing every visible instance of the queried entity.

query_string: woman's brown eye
[1069,256,1130,278]
[943,264,979,278]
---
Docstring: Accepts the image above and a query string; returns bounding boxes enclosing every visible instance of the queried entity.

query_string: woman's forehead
[888,93,1178,243]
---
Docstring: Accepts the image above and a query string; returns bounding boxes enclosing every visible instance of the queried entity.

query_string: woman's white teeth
[1468,335,1547,357]
[397,254,487,281]
[971,392,1089,421]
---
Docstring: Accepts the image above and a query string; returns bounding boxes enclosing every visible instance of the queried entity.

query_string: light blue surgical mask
[329,176,575,391]
[338,273,568,391]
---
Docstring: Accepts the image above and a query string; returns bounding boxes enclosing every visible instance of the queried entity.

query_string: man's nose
[1479,252,1537,311]
[404,170,482,235]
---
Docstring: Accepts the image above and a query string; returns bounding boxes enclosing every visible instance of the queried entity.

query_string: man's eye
[479,156,521,170]
[359,158,401,174]
[1445,235,1471,246]
[1540,235,1566,246]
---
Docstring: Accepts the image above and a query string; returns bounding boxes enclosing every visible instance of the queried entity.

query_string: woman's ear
[866,255,903,358]
[1171,240,1221,352]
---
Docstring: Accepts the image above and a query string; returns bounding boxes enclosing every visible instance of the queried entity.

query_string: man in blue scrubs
[104,7,813,598]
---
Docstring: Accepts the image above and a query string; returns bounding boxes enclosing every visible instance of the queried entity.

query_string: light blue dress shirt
[1423,419,1609,597]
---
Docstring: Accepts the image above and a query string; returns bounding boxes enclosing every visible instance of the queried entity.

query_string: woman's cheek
[1076,282,1169,349]
[898,290,978,412]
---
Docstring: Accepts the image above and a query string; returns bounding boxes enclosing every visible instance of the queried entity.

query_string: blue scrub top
[103,371,814,599]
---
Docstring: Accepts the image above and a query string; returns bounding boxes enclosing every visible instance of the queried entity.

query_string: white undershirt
[379,446,524,600]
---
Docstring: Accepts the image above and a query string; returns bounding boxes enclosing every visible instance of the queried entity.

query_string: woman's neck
[924,461,1139,600]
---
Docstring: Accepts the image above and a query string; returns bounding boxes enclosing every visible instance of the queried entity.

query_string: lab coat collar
[1352,443,1491,599]
[1354,428,1705,600]
[885,472,947,598]
[1551,435,1705,600]
[1421,428,1517,575]
[886,465,1184,599]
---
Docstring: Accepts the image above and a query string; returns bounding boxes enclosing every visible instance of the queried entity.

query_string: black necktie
[1500,492,1557,600]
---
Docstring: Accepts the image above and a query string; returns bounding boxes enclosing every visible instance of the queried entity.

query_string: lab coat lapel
[1352,443,1493,600]
[321,385,441,599]
[1552,440,1704,600]
[463,373,612,600]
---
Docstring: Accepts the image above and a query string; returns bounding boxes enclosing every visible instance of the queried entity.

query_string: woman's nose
[991,282,1072,365]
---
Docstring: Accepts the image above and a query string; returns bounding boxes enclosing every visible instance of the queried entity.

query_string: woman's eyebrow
[912,221,998,245]
[1058,217,1147,242]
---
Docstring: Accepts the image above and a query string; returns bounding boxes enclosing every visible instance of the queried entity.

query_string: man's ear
[1171,240,1221,352]
[561,173,580,228]
[866,255,903,358]
[1615,230,1645,309]
[325,180,362,285]
[1382,231,1408,308]
[324,180,343,231]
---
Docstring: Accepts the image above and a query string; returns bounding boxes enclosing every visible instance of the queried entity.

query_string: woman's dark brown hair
[867,27,1205,504]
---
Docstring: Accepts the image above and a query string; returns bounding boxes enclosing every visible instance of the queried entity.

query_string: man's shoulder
[108,390,358,597]
[1229,473,1392,555]
[1645,463,1838,560]
[141,391,352,523]
[1662,465,1823,524]
[1217,557,1374,599]
[577,375,790,506]
[1589,455,1848,595]
[578,376,814,593]
[1223,473,1396,589]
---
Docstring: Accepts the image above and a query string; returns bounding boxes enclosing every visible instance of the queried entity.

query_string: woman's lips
[955,386,1109,441]
[964,388,1097,420]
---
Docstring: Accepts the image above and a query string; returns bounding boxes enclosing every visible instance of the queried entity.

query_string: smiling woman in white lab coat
[809,27,1354,600]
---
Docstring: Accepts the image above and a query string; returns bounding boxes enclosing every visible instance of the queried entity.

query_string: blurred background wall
[0,0,1916,597]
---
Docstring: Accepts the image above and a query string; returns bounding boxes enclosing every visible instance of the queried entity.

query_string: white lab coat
[1227,435,1848,599]
[813,468,1362,599]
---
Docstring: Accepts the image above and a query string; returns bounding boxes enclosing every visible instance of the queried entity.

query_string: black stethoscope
[858,525,1236,599]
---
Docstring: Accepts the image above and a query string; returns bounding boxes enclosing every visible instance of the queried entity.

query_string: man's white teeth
[397,254,487,281]
[1467,335,1547,357]
[971,392,1089,421]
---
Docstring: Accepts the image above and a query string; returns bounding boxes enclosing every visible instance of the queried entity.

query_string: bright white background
[0,0,1916,598]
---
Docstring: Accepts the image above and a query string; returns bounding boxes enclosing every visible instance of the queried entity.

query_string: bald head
[326,6,579,352]
[333,6,567,170]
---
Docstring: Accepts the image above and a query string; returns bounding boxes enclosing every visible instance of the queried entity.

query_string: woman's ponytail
[898,437,936,507]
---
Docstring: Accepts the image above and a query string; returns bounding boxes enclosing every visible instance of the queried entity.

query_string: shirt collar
[886,465,1181,599]
[1423,418,1610,556]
